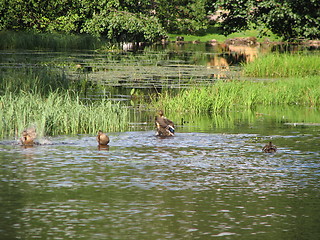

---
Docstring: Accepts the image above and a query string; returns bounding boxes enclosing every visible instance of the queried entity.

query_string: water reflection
[98,145,110,151]
[206,55,230,79]
[227,44,259,62]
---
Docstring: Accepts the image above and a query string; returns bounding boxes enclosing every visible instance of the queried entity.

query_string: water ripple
[0,131,319,239]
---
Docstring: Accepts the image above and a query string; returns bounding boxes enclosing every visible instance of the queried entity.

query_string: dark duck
[155,110,175,137]
[262,141,277,153]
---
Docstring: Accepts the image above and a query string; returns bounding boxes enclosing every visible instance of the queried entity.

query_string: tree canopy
[218,0,320,40]
[0,0,319,42]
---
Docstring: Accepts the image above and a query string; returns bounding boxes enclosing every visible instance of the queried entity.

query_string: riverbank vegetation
[242,53,320,77]
[151,76,319,115]
[0,66,110,98]
[168,27,281,43]
[0,67,69,95]
[0,66,129,138]
[168,28,281,43]
[0,91,128,138]
[0,31,106,50]
[150,50,320,115]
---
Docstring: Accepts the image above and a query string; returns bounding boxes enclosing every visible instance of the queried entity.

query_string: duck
[20,130,35,146]
[155,110,175,137]
[262,141,277,153]
[96,130,110,145]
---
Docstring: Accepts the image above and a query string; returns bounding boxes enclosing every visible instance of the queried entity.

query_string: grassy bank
[168,28,281,42]
[0,91,129,138]
[150,76,319,114]
[242,53,320,77]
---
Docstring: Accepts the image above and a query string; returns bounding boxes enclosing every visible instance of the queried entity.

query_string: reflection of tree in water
[207,44,273,79]
[227,45,259,63]
[206,55,230,79]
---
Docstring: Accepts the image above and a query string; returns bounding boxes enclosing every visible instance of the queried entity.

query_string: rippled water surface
[1,122,319,239]
[1,43,320,239]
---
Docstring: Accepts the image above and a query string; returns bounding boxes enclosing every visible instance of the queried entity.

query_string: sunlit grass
[150,76,320,114]
[242,53,320,77]
[0,91,129,138]
[168,28,280,42]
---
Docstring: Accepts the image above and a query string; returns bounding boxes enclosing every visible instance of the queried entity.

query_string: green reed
[0,91,129,138]
[242,53,320,77]
[0,67,70,96]
[151,76,320,114]
[0,66,108,99]
[0,31,105,50]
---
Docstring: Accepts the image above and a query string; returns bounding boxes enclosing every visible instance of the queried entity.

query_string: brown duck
[20,130,35,146]
[262,141,277,153]
[96,130,110,145]
[155,110,175,137]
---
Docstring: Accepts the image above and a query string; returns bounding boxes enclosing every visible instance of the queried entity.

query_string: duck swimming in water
[155,110,175,137]
[262,141,277,153]
[20,130,35,146]
[96,130,110,145]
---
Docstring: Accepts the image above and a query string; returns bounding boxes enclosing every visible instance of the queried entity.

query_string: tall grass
[0,31,105,50]
[0,67,70,96]
[0,66,107,99]
[0,91,129,138]
[242,53,320,77]
[150,77,320,114]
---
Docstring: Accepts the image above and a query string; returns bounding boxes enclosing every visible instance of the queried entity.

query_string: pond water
[0,42,320,239]
[0,117,319,239]
[1,41,317,102]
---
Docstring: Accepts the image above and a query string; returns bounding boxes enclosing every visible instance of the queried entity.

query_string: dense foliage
[218,0,320,40]
[0,0,319,41]
[0,0,167,42]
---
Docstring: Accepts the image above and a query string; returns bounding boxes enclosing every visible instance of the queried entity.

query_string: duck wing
[155,116,169,129]
[164,118,175,128]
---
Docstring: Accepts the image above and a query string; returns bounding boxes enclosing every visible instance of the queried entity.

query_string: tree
[1,0,318,41]
[217,0,320,40]
[0,0,83,33]
[0,0,166,42]
[154,0,211,34]
[82,10,166,42]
